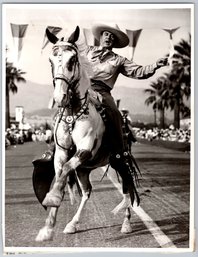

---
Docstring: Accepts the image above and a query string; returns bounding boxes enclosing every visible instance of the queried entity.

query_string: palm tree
[144,82,158,126]
[168,36,191,128]
[6,61,26,128]
[144,77,169,128]
[180,103,190,118]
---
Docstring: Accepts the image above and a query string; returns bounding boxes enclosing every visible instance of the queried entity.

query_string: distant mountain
[112,86,173,123]
[24,85,156,123]
[112,86,153,115]
[26,108,155,123]
[26,108,57,118]
[10,80,54,115]
[10,80,173,123]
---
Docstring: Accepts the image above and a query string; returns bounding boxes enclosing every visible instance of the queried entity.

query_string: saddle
[32,87,141,208]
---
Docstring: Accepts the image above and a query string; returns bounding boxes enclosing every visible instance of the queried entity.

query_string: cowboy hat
[92,23,129,48]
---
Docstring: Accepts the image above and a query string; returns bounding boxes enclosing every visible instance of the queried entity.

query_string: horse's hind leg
[35,207,58,242]
[63,168,92,234]
[121,207,133,234]
[111,192,132,233]
[105,166,132,233]
[67,171,79,205]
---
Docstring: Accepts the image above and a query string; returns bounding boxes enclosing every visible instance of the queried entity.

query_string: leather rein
[52,42,89,150]
[53,43,81,107]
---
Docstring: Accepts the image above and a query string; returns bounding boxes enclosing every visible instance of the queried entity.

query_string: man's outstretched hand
[156,57,168,67]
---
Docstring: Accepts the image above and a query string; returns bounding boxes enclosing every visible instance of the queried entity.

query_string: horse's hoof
[63,223,77,234]
[121,219,132,234]
[42,191,62,207]
[35,227,54,242]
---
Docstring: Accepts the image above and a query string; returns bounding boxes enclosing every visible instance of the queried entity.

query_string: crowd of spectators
[5,127,33,148]
[5,124,53,149]
[6,122,191,150]
[31,128,52,143]
[134,125,191,143]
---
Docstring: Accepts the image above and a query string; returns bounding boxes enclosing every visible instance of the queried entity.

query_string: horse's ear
[68,26,80,44]
[46,28,59,44]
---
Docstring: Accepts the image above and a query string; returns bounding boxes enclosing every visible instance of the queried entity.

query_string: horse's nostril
[60,94,67,105]
[61,94,66,101]
[54,94,62,104]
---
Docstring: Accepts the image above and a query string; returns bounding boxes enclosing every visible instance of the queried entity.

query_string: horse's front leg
[42,148,69,207]
[43,149,92,207]
[36,150,67,241]
[63,168,92,234]
[35,207,58,241]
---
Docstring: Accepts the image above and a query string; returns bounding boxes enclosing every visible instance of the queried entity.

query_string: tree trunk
[159,109,165,129]
[154,109,157,126]
[6,83,10,129]
[174,87,180,129]
[174,104,180,129]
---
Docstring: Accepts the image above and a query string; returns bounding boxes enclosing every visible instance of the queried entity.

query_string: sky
[2,4,193,115]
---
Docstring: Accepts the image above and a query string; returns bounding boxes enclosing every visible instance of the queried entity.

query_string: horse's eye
[68,56,76,71]
[52,46,59,56]
[53,49,58,56]
[62,46,68,52]
[71,56,76,64]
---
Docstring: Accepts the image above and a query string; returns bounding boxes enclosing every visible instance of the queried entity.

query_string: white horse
[35,26,139,242]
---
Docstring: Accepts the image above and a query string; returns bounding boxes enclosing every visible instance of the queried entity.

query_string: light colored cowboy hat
[92,23,129,48]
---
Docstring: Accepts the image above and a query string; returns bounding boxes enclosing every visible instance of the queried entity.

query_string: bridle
[51,41,89,150]
[51,42,82,108]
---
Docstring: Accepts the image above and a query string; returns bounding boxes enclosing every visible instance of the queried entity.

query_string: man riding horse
[34,23,167,202]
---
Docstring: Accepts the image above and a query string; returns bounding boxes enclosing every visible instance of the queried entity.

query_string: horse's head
[46,26,81,107]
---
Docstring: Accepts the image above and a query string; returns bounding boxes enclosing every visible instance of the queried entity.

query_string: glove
[156,57,168,68]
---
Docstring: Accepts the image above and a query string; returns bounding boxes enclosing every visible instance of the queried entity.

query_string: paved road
[4,141,191,251]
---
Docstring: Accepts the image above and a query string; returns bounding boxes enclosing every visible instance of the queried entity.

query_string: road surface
[3,141,191,252]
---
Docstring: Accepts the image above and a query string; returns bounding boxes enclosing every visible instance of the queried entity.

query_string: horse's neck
[71,53,92,111]
[68,69,90,114]
[77,53,93,99]
[77,69,91,99]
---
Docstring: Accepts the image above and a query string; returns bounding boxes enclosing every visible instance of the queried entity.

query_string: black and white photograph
[2,3,194,254]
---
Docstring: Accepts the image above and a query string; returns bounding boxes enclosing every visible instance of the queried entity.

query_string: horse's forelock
[54,40,78,52]
[51,39,93,83]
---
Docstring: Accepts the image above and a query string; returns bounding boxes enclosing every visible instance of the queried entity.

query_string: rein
[54,91,89,151]
[52,42,81,107]
[52,41,89,151]
[57,91,88,129]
